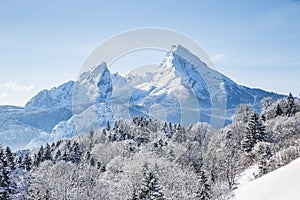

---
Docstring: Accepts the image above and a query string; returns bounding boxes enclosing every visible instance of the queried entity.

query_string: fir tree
[258,144,273,177]
[44,143,53,161]
[71,142,82,165]
[173,123,186,143]
[55,150,62,162]
[106,120,111,131]
[90,157,95,167]
[51,142,55,149]
[275,104,283,117]
[138,166,165,200]
[23,153,32,171]
[88,129,95,151]
[285,93,296,117]
[33,146,44,167]
[161,122,168,135]
[96,161,102,170]
[242,111,265,152]
[62,151,69,162]
[195,170,211,200]
[85,151,92,160]
[168,122,174,138]
[242,128,255,153]
[0,148,10,198]
[128,189,139,200]
[5,146,15,170]
[17,156,24,169]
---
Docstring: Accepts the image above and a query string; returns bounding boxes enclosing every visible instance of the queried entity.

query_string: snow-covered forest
[1,93,300,199]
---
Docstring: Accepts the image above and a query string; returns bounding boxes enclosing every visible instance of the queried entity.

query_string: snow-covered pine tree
[55,149,62,162]
[195,170,211,200]
[34,146,44,166]
[128,189,139,200]
[241,128,255,153]
[285,92,296,117]
[5,146,15,170]
[90,157,95,166]
[137,165,165,200]
[71,141,82,165]
[62,151,69,162]
[161,122,168,134]
[256,117,266,142]
[173,123,186,143]
[23,154,32,171]
[106,120,111,131]
[242,111,265,153]
[258,143,273,177]
[88,129,95,151]
[44,143,53,161]
[0,148,10,199]
[275,104,283,117]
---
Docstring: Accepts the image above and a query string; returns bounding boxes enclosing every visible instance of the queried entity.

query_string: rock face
[0,45,284,150]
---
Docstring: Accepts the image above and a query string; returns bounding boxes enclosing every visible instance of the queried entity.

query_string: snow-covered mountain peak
[0,45,285,150]
[168,44,209,70]
[79,61,108,81]
[25,81,74,109]
[73,61,112,114]
[155,45,212,100]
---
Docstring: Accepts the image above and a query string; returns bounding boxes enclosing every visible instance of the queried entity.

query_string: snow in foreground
[235,157,300,200]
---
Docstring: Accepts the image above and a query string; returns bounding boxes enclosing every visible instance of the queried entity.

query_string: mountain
[0,45,284,150]
[235,157,300,200]
[0,82,74,150]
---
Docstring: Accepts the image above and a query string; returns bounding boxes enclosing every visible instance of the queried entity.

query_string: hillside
[235,157,300,200]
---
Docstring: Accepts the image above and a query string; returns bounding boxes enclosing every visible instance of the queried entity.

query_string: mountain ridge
[0,44,285,150]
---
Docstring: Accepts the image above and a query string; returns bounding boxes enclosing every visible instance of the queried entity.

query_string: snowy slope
[48,62,114,141]
[0,82,74,150]
[115,45,283,127]
[235,158,300,200]
[72,62,112,114]
[25,81,74,109]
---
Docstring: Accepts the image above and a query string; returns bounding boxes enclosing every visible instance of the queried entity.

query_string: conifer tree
[0,148,10,198]
[44,143,53,161]
[106,120,111,131]
[275,104,283,117]
[23,153,32,171]
[285,93,296,117]
[62,151,69,162]
[195,170,211,200]
[55,149,62,162]
[173,123,186,143]
[5,146,15,170]
[90,157,95,167]
[129,189,139,200]
[242,128,255,153]
[258,144,273,177]
[71,142,82,165]
[137,165,165,200]
[88,129,95,151]
[242,111,265,152]
[33,146,44,167]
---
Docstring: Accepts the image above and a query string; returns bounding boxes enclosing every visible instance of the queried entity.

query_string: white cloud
[4,81,34,92]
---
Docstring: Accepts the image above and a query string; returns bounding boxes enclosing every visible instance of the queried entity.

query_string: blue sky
[0,0,300,106]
